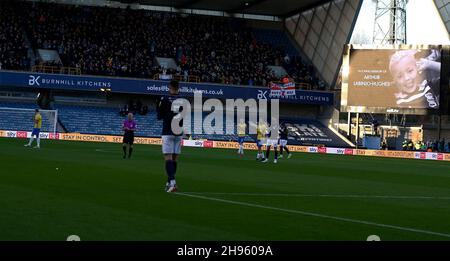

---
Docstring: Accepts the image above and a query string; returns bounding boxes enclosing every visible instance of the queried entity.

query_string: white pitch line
[181,192,450,200]
[175,192,450,239]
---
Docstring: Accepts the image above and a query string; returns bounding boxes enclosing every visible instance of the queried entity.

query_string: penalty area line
[175,192,450,239]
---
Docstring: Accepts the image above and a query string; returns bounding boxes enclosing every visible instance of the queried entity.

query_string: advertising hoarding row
[1,130,448,162]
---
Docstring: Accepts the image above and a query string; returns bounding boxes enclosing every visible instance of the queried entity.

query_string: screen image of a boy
[389,50,440,109]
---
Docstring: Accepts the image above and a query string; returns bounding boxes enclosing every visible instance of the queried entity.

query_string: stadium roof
[121,0,332,18]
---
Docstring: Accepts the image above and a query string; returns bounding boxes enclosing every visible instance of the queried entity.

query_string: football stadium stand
[0,0,325,89]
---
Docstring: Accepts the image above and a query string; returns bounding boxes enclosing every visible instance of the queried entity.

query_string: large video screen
[342,46,442,113]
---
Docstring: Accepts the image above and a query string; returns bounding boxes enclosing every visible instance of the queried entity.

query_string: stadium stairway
[250,28,317,84]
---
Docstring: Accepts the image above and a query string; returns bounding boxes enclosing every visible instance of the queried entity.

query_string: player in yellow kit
[255,121,268,161]
[24,109,42,149]
[237,119,246,157]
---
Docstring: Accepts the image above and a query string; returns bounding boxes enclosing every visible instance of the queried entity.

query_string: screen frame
[340,44,446,115]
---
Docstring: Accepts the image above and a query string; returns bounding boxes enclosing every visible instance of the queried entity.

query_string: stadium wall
[1,130,449,162]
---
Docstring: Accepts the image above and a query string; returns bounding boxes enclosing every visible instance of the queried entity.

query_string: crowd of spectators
[426,139,449,152]
[21,3,154,78]
[3,1,324,89]
[402,139,449,152]
[0,1,30,71]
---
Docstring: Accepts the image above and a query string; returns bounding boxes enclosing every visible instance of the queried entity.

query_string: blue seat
[0,102,54,132]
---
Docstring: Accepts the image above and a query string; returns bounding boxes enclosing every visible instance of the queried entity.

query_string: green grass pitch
[1,137,450,241]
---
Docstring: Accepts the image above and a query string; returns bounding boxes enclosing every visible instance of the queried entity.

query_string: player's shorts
[256,139,266,148]
[279,139,288,147]
[266,139,278,147]
[123,131,135,145]
[31,128,40,137]
[237,136,245,144]
[162,135,182,154]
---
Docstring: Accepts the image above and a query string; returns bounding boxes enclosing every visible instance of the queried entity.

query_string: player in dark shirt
[262,120,279,164]
[157,80,184,192]
[278,123,292,159]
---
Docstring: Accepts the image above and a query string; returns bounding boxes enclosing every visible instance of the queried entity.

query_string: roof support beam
[174,0,203,9]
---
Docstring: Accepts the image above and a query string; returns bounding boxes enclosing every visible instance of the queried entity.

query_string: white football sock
[28,137,34,145]
[37,138,40,147]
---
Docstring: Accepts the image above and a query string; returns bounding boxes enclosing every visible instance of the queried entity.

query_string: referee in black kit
[122,112,137,159]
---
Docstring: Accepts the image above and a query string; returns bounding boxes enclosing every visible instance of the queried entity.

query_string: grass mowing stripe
[176,192,450,239]
[2,138,450,240]
[182,192,450,200]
